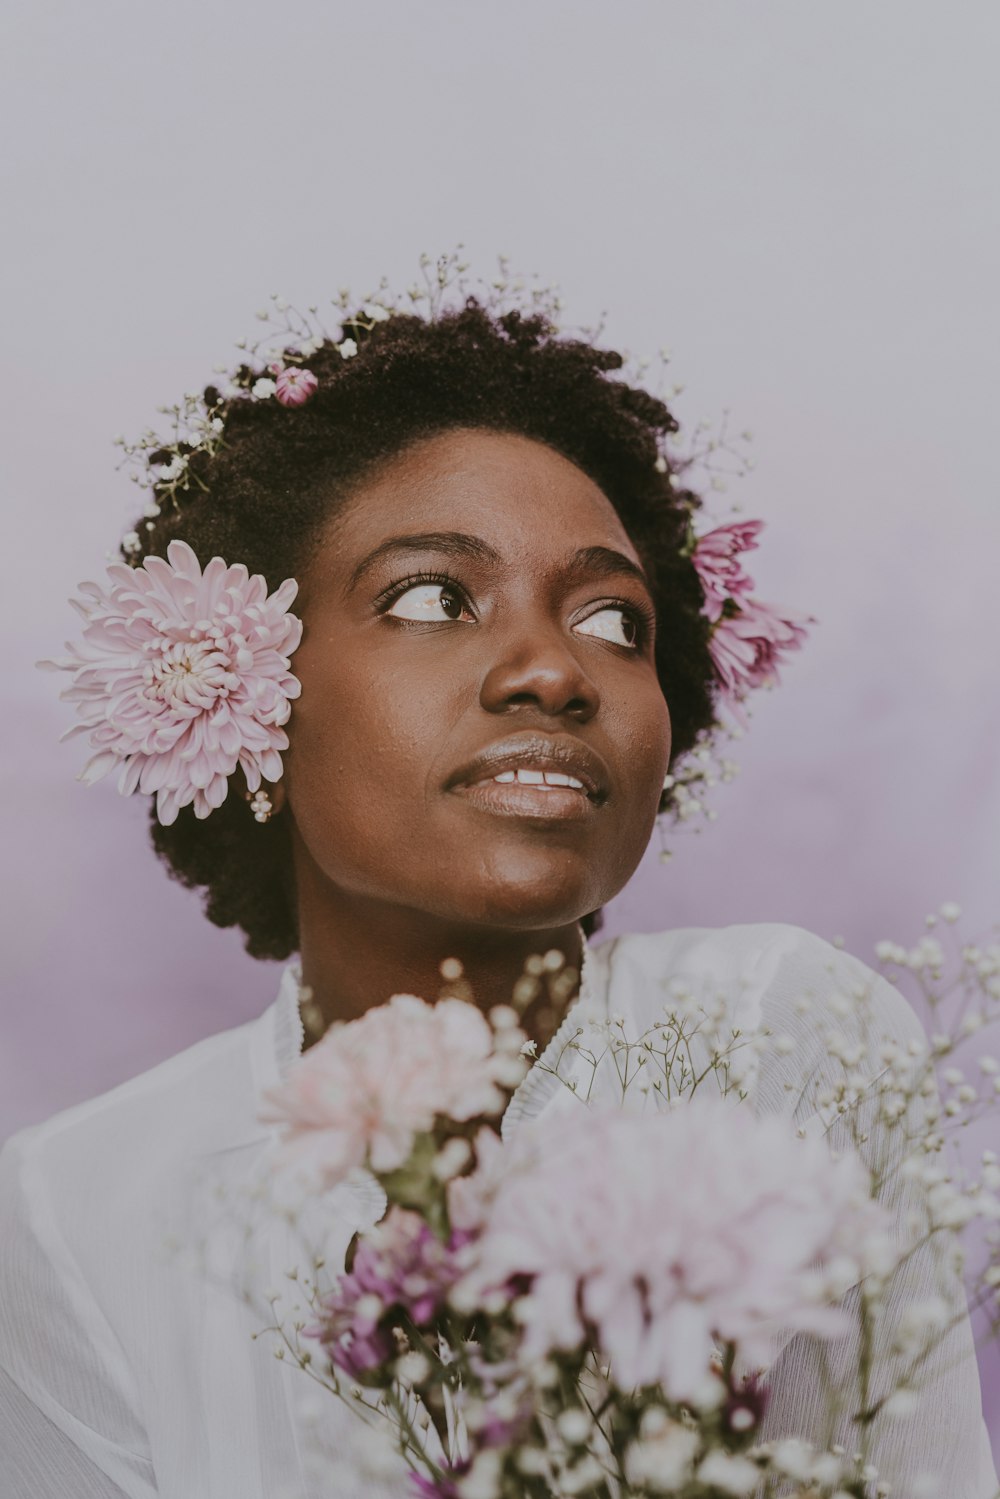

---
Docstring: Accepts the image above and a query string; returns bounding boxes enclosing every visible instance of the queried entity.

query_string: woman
[2,279,996,1497]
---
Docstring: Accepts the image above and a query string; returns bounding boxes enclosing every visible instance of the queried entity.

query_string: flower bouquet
[248,919,1000,1499]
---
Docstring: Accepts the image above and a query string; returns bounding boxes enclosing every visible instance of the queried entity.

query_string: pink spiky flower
[689,518,813,725]
[40,540,302,825]
[690,519,763,623]
[708,598,813,728]
[274,366,319,407]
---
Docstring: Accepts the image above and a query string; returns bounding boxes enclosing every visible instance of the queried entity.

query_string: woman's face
[283,428,672,930]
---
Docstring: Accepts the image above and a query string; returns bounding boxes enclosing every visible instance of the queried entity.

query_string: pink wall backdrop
[2,0,997,1459]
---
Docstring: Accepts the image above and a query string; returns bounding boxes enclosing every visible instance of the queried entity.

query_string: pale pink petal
[42,545,303,825]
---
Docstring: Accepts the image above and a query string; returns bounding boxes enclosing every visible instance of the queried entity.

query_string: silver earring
[249,788,273,823]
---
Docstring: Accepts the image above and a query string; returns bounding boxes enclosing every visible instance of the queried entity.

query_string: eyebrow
[565,545,651,590]
[348,532,650,592]
[349,532,503,590]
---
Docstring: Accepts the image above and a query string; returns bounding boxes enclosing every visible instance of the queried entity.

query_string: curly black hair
[130,299,720,959]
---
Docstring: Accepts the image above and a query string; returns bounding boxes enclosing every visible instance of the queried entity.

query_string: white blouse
[1,923,997,1498]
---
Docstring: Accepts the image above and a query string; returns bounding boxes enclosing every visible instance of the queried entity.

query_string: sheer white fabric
[1,923,997,1497]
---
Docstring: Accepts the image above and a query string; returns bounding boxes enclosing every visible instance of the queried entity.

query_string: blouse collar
[245,933,610,1149]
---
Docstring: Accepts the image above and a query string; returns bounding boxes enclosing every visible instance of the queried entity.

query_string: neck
[294,881,584,1054]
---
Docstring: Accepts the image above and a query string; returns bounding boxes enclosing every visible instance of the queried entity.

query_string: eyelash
[374,570,655,646]
[374,570,470,613]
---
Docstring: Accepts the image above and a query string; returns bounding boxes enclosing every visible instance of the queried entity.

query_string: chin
[433,853,622,932]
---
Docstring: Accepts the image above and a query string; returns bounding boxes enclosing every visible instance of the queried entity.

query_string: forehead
[328,427,640,565]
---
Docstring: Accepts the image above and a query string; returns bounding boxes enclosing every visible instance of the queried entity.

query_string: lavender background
[2,0,997,1457]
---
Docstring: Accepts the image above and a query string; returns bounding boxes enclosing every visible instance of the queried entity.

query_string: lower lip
[453,780,599,821]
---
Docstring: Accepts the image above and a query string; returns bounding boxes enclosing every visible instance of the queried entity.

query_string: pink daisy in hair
[708,597,813,727]
[40,540,302,825]
[690,518,763,623]
[274,366,319,407]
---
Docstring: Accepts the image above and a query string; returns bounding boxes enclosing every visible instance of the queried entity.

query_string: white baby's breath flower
[560,1455,605,1493]
[892,1296,950,1356]
[696,1450,760,1495]
[883,1388,918,1420]
[940,902,962,921]
[460,1448,502,1499]
[624,1421,700,1489]
[338,338,358,359]
[252,377,277,399]
[769,1438,815,1481]
[432,1136,473,1182]
[555,1407,591,1445]
[489,1004,520,1030]
[395,1351,430,1384]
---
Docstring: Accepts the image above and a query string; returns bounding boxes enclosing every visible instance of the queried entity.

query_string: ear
[270,780,288,815]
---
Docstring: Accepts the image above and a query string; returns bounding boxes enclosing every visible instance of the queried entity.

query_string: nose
[478,617,600,723]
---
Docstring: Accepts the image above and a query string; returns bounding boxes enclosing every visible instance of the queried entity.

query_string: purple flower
[707,597,813,725]
[690,519,763,623]
[274,366,319,407]
[310,1207,475,1376]
[408,1463,470,1498]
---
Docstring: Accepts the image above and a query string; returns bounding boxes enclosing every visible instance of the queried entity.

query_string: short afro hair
[130,298,720,959]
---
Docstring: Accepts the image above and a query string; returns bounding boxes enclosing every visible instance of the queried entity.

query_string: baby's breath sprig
[656,726,744,864]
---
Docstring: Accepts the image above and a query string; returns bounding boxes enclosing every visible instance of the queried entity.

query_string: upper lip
[447,732,610,802]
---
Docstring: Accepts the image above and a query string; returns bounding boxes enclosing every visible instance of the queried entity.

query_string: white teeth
[489,768,587,790]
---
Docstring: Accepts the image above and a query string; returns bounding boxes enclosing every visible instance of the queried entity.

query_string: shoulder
[591,920,926,1064]
[0,1004,270,1295]
[593,917,923,1025]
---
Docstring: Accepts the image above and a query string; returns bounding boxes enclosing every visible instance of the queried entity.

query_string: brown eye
[387,583,472,622]
[575,607,639,647]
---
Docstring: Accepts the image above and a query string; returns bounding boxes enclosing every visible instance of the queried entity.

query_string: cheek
[281,647,461,872]
[613,679,673,812]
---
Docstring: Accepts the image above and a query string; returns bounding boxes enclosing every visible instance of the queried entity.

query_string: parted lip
[447,732,610,802]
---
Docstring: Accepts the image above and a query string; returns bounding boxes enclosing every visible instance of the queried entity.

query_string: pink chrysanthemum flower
[690,519,763,623]
[41,540,302,825]
[274,366,319,407]
[452,1099,890,1402]
[708,597,812,727]
[259,994,509,1188]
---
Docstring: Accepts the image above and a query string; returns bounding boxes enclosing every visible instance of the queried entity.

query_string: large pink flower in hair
[690,519,763,623]
[708,597,812,727]
[42,540,302,825]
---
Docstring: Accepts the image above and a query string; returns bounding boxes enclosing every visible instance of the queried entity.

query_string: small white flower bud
[395,1351,430,1384]
[431,1136,472,1181]
[556,1408,591,1445]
